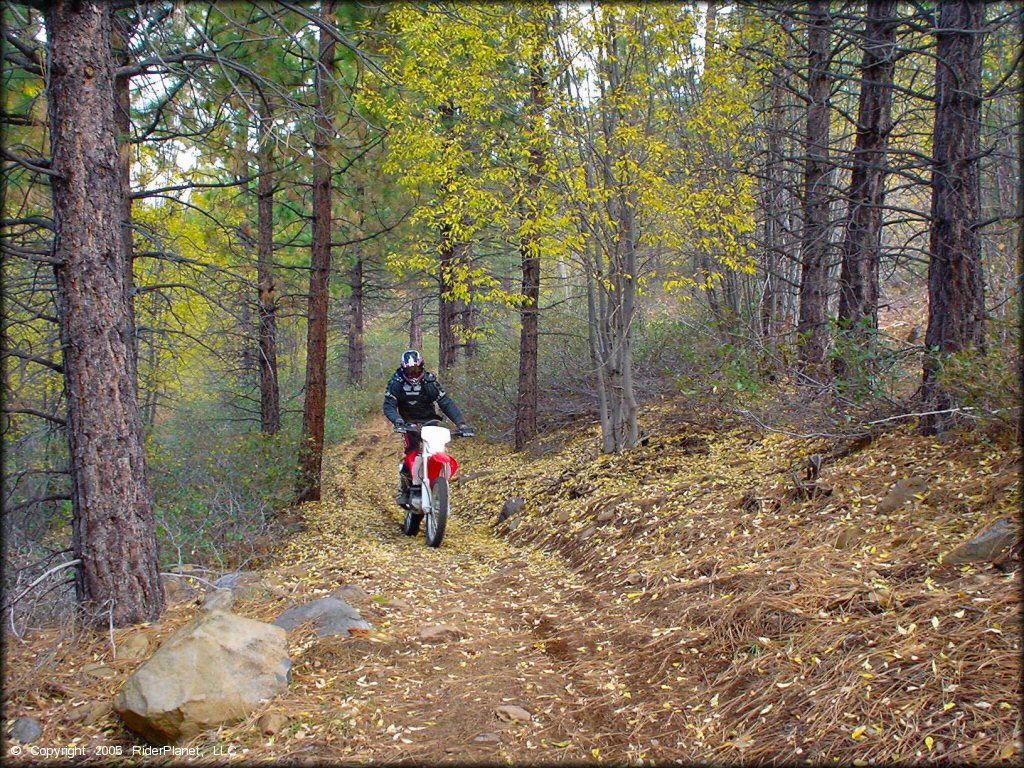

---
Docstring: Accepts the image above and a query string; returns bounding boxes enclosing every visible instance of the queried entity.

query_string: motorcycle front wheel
[425,477,449,548]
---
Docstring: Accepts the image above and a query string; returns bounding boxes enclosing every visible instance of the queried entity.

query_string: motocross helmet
[400,350,425,381]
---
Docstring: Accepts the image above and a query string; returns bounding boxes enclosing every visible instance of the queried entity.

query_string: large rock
[875,476,928,514]
[114,611,290,744]
[8,716,43,744]
[273,596,371,637]
[942,517,1018,567]
[200,589,235,613]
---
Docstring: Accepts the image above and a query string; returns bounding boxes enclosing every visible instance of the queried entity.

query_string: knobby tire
[425,476,449,548]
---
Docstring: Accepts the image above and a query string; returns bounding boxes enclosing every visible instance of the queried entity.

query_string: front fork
[404,450,431,513]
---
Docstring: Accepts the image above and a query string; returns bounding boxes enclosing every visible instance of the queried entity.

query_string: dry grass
[479,401,1021,763]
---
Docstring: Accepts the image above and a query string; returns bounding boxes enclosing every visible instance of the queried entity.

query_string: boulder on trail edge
[8,716,43,744]
[942,517,1018,567]
[114,611,291,745]
[273,596,371,637]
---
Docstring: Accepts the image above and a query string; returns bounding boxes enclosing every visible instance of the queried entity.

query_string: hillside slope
[2,402,1019,764]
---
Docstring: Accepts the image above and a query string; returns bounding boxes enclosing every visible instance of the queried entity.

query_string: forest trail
[209,411,1021,765]
[224,419,661,764]
[3,410,1019,764]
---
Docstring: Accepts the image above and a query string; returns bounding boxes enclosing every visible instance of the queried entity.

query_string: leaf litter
[1,400,1019,764]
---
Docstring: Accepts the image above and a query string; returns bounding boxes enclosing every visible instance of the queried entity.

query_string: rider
[383,350,474,507]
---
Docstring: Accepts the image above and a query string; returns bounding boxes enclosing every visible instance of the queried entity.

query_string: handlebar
[394,421,474,437]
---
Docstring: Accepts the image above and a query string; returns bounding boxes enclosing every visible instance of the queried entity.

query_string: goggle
[403,363,424,379]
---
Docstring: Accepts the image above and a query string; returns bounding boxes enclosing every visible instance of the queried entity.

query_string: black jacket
[383,369,465,425]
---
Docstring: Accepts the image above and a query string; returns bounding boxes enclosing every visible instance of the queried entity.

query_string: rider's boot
[396,471,412,508]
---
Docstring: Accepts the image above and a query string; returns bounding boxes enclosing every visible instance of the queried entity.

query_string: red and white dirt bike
[394,420,469,548]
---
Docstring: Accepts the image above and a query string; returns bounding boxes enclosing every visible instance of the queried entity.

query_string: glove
[393,419,407,433]
[459,423,475,437]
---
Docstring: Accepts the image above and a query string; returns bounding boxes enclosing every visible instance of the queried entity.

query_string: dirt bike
[394,420,471,548]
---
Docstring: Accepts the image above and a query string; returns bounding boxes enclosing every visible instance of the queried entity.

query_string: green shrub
[147,396,299,569]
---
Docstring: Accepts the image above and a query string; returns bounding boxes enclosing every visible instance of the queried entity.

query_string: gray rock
[835,526,866,550]
[213,572,253,590]
[213,572,267,599]
[943,517,1018,566]
[333,585,369,602]
[114,611,291,744]
[9,716,43,744]
[272,597,371,637]
[495,705,532,723]
[256,712,289,735]
[499,497,526,522]
[118,633,151,660]
[201,589,235,613]
[66,701,111,725]
[81,663,116,680]
[876,476,928,514]
[418,624,464,643]
[473,732,501,743]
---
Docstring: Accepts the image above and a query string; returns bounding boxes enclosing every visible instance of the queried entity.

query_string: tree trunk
[585,237,613,453]
[921,0,987,434]
[514,52,545,450]
[409,295,423,350]
[835,0,897,377]
[462,300,478,361]
[437,225,462,372]
[296,0,336,503]
[796,0,834,376]
[596,13,639,453]
[760,56,787,345]
[345,173,366,385]
[348,246,365,385]
[257,100,280,434]
[112,10,136,374]
[45,0,163,626]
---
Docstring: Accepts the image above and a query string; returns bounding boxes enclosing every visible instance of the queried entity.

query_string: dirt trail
[5,413,1018,764]
[226,421,656,764]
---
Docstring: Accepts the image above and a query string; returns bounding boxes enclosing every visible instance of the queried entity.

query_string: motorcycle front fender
[427,452,458,484]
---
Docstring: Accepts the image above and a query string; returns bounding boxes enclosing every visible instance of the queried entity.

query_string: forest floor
[2,399,1021,765]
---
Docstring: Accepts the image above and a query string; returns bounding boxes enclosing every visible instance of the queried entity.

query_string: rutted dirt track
[224,421,656,764]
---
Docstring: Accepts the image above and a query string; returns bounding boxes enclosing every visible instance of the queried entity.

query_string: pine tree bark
[347,245,365,385]
[796,0,834,375]
[112,10,136,362]
[257,99,281,434]
[409,296,423,351]
[835,0,897,376]
[45,0,163,626]
[921,0,987,433]
[296,0,336,503]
